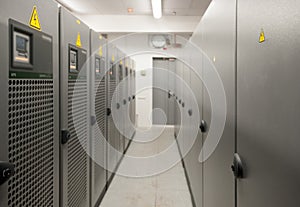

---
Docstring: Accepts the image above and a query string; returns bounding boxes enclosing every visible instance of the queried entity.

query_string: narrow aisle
[100,127,193,207]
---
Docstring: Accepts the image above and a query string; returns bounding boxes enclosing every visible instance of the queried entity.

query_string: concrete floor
[100,126,193,207]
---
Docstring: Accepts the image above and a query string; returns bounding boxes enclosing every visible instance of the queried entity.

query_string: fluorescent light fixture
[151,0,162,19]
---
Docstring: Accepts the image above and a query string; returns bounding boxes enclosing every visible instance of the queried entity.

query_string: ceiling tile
[163,0,193,9]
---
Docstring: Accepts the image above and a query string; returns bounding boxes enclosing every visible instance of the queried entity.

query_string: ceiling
[56,0,211,16]
[55,0,211,33]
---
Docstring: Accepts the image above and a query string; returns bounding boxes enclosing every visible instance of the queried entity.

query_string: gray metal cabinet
[116,50,125,155]
[176,60,185,151]
[153,58,169,125]
[59,7,90,207]
[0,1,60,206]
[237,0,300,206]
[168,59,176,125]
[107,47,118,182]
[182,63,191,153]
[174,60,182,138]
[184,56,204,207]
[200,0,236,207]
[187,0,237,206]
[90,30,107,207]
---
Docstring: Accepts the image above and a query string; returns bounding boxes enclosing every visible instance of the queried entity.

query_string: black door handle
[0,161,15,185]
[200,120,207,133]
[61,130,71,145]
[91,116,97,126]
[107,108,112,116]
[231,153,244,179]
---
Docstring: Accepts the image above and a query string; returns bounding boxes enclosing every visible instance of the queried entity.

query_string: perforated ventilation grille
[108,80,116,148]
[67,80,88,207]
[7,79,55,207]
[93,78,106,161]
[95,79,106,135]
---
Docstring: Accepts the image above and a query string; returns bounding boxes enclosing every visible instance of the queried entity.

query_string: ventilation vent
[67,79,88,207]
[8,79,55,207]
[95,79,106,135]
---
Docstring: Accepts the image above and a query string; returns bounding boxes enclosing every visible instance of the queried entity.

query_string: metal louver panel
[7,79,55,207]
[67,79,88,207]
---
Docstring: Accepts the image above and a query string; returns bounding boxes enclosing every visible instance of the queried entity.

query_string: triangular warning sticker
[259,29,265,43]
[99,46,103,57]
[29,6,41,31]
[76,33,82,47]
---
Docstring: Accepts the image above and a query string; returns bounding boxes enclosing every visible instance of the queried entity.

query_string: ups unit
[0,0,59,206]
[90,30,107,207]
[129,58,136,140]
[106,45,118,183]
[126,58,135,144]
[117,50,126,154]
[59,7,90,207]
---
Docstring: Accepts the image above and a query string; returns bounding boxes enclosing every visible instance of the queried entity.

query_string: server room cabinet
[175,60,184,152]
[128,58,136,142]
[237,0,300,206]
[59,8,90,207]
[167,59,176,125]
[125,58,132,149]
[115,49,124,155]
[106,46,119,183]
[132,60,137,130]
[183,55,204,207]
[174,60,182,138]
[90,30,107,207]
[0,1,60,206]
[188,0,237,206]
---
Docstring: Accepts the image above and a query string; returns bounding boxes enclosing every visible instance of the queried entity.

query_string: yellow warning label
[120,60,123,65]
[99,46,103,57]
[112,55,115,62]
[76,20,81,25]
[259,29,265,43]
[29,6,41,31]
[76,33,82,48]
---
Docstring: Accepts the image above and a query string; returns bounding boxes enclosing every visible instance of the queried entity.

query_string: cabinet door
[153,59,169,125]
[194,0,236,206]
[237,0,300,206]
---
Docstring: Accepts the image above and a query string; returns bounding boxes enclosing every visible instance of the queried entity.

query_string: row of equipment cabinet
[169,0,300,207]
[0,0,136,206]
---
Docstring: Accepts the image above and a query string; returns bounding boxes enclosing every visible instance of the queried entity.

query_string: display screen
[69,49,78,72]
[95,58,100,74]
[16,35,28,53]
[13,31,30,64]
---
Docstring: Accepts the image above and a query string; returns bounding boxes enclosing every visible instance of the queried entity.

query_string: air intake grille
[67,79,88,207]
[93,78,106,161]
[7,79,55,207]
[95,79,106,135]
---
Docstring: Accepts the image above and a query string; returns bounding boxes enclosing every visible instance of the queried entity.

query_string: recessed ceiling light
[151,0,162,19]
[127,8,134,13]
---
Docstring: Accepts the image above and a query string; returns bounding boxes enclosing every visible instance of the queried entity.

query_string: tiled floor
[100,126,193,207]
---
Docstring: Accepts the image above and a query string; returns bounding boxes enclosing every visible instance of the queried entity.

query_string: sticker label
[29,6,41,31]
[112,55,115,62]
[99,46,103,57]
[76,32,82,48]
[259,29,265,43]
